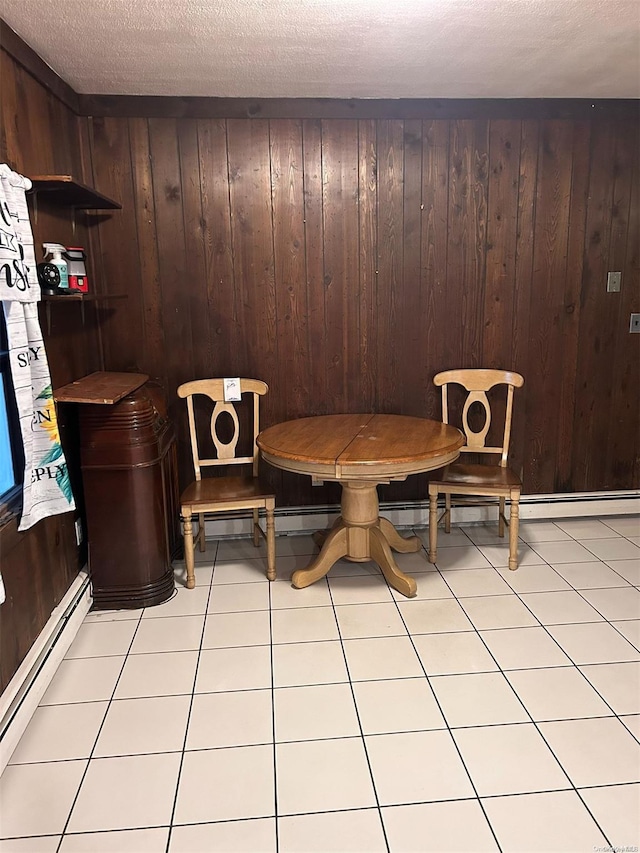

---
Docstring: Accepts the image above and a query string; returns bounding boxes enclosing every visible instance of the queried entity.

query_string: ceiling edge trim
[78,95,639,121]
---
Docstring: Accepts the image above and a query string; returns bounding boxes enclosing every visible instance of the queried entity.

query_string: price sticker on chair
[223,377,241,402]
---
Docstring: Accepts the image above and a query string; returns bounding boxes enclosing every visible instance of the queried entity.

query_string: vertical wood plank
[570,121,619,489]
[446,120,489,370]
[392,120,423,502]
[177,118,213,381]
[375,118,407,503]
[288,118,333,504]
[605,121,639,488]
[226,120,277,420]
[88,116,142,372]
[483,120,521,370]
[0,51,19,167]
[48,89,81,176]
[420,120,450,418]
[129,117,164,377]
[554,120,591,490]
[526,120,574,492]
[148,117,194,453]
[270,119,310,419]
[197,119,237,377]
[322,119,359,413]
[13,65,56,174]
[511,119,539,482]
[357,119,377,413]
[77,114,106,316]
[376,119,405,413]
[268,119,308,503]
[401,120,424,419]
[302,118,328,415]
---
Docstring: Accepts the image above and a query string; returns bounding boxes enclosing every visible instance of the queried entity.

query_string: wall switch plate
[607,271,622,292]
[630,313,640,333]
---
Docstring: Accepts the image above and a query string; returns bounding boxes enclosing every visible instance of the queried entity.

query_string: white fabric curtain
[0,165,75,556]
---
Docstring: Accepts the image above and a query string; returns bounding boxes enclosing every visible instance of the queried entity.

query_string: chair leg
[253,508,260,547]
[508,495,520,571]
[183,509,196,589]
[265,502,276,581]
[444,494,451,534]
[198,513,206,551]
[428,491,438,563]
[498,497,506,538]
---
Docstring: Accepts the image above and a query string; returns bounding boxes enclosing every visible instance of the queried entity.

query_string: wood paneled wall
[0,41,94,692]
[83,109,639,504]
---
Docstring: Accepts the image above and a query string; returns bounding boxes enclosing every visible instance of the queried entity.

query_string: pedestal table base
[290,481,420,598]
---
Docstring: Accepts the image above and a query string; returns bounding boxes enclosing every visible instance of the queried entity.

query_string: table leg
[378,516,421,554]
[292,523,349,589]
[292,481,419,597]
[370,527,417,598]
[312,515,342,550]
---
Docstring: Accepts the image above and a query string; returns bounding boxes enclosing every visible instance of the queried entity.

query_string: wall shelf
[41,292,127,333]
[28,175,121,209]
[41,293,127,302]
[27,174,124,369]
[53,371,148,405]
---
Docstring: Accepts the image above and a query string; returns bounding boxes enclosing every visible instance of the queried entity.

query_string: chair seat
[182,475,274,506]
[432,462,521,490]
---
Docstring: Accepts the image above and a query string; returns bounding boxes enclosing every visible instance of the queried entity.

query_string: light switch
[607,272,622,292]
[630,314,640,333]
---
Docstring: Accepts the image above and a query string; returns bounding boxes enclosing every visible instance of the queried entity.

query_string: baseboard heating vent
[203,490,640,539]
[0,571,92,773]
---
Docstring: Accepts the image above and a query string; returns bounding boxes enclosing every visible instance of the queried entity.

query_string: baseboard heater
[204,489,640,538]
[0,570,92,774]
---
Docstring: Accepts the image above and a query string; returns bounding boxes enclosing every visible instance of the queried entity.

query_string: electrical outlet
[630,313,640,333]
[75,518,83,545]
[607,272,622,292]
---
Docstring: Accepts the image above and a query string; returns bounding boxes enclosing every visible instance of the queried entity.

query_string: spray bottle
[42,243,69,290]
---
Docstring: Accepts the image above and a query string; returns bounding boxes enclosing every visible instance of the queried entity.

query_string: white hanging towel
[0,165,75,570]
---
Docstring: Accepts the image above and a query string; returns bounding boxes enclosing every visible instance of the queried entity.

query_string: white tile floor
[1,515,639,852]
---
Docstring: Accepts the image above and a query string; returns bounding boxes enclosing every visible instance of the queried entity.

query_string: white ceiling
[1,0,639,99]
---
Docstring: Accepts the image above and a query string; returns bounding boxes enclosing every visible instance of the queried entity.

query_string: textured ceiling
[0,0,638,99]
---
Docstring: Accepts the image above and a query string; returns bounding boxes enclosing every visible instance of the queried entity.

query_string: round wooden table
[257,414,464,598]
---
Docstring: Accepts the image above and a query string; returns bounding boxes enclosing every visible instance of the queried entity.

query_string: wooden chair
[177,378,276,589]
[428,369,524,571]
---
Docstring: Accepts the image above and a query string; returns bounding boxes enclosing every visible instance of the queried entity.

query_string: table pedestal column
[291,481,420,598]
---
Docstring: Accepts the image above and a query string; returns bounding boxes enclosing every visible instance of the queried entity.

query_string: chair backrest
[177,378,268,480]
[434,369,524,466]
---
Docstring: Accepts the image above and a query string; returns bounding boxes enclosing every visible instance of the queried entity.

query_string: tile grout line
[268,568,280,852]
[389,539,505,853]
[457,528,640,746]
[469,534,640,743]
[445,522,634,845]
[326,575,393,853]
[164,548,217,853]
[54,609,147,853]
[408,523,632,847]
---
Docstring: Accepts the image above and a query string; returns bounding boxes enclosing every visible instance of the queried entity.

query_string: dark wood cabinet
[55,373,180,609]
